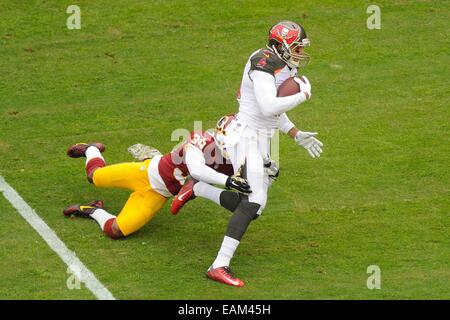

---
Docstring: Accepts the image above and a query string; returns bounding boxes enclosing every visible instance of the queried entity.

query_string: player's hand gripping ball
[277,76,311,100]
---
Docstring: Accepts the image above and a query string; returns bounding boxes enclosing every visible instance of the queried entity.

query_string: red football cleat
[67,142,105,158]
[170,178,196,215]
[206,266,245,287]
[63,200,104,218]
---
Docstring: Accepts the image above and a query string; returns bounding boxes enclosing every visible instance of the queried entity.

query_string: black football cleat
[67,142,105,158]
[63,200,104,218]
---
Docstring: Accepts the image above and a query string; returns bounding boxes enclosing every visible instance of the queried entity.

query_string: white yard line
[0,176,116,300]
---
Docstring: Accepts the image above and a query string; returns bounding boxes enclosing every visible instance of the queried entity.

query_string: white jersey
[237,48,298,134]
[222,49,308,209]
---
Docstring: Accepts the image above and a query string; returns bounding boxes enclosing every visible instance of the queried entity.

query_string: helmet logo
[272,25,299,44]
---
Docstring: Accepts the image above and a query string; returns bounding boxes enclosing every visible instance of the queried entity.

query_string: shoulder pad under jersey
[250,48,286,77]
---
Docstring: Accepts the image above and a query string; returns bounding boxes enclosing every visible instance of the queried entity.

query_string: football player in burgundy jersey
[63,131,251,239]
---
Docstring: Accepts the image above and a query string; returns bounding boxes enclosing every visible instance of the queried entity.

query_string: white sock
[212,236,240,269]
[85,146,105,165]
[193,181,222,206]
[91,209,115,230]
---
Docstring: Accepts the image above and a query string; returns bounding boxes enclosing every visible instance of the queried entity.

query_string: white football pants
[226,125,273,215]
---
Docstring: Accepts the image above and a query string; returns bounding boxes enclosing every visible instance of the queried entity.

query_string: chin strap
[268,44,298,69]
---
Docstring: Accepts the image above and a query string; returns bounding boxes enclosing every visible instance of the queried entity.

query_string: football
[277,76,303,97]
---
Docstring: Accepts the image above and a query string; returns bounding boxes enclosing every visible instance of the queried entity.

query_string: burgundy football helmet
[214,113,236,159]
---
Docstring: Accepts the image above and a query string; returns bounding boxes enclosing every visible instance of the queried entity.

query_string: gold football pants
[92,159,167,236]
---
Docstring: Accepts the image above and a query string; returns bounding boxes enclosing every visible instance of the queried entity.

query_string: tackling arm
[185,145,229,186]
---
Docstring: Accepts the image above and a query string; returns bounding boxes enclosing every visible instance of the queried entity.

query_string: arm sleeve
[279,113,295,134]
[251,70,306,117]
[185,145,229,186]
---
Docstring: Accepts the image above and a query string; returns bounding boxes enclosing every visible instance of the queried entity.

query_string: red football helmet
[268,20,310,68]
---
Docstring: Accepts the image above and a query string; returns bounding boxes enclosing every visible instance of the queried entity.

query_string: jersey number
[190,134,207,150]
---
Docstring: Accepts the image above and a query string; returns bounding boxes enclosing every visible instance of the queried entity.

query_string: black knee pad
[219,191,241,212]
[226,200,261,241]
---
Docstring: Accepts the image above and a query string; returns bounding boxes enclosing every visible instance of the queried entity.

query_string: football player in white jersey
[172,21,324,287]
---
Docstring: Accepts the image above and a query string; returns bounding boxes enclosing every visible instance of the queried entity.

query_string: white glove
[294,76,312,100]
[295,131,323,158]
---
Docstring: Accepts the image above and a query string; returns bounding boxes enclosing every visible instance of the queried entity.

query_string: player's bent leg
[89,209,123,239]
[66,143,106,183]
[63,199,123,238]
[210,200,260,269]
[208,196,263,287]
[85,144,106,182]
[192,181,242,213]
[207,127,269,287]
[219,191,242,212]
[226,199,260,241]
[86,158,106,183]
[92,160,150,191]
[115,188,167,237]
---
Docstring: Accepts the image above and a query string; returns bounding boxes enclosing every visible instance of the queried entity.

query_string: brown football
[277,76,304,97]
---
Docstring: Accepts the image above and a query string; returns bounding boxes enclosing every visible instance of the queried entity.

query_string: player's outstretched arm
[287,127,323,158]
[185,145,229,185]
[185,146,251,194]
[278,112,323,158]
[252,70,311,117]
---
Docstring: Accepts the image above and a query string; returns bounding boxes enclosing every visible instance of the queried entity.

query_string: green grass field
[0,0,449,299]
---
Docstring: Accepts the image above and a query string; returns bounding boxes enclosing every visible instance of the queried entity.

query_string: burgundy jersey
[158,131,234,195]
